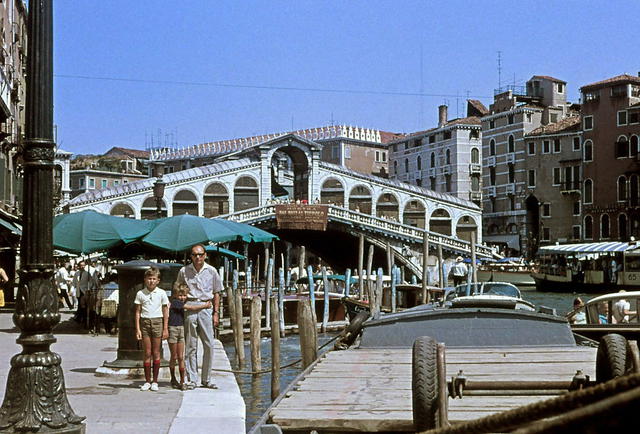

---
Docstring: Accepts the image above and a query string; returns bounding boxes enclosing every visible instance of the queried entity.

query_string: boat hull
[478,270,535,287]
[532,273,639,293]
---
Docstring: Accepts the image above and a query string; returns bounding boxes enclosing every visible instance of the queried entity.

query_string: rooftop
[526,116,581,136]
[580,74,640,91]
[531,75,566,83]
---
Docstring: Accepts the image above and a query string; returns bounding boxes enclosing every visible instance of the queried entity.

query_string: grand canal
[225,288,589,431]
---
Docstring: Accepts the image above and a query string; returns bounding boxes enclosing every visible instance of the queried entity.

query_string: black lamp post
[153,177,166,219]
[0,1,84,432]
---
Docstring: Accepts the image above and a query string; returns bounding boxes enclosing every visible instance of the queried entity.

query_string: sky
[52,0,640,155]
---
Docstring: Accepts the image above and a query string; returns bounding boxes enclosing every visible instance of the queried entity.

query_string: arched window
[404,158,409,172]
[471,148,480,164]
[446,149,451,165]
[601,214,610,239]
[631,175,639,207]
[584,216,593,239]
[619,214,628,240]
[631,135,639,157]
[583,140,593,162]
[430,153,436,168]
[508,135,515,153]
[615,135,629,159]
[584,179,593,204]
[489,139,496,156]
[508,164,515,183]
[618,176,628,202]
[417,156,422,170]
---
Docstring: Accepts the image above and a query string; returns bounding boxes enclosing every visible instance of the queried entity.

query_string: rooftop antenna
[497,51,503,90]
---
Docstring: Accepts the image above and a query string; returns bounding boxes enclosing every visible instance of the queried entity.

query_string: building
[150,125,402,178]
[389,101,486,206]
[521,116,582,256]
[481,75,576,255]
[580,74,640,241]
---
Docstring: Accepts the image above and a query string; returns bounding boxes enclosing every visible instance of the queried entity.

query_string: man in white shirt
[613,292,636,323]
[175,244,222,389]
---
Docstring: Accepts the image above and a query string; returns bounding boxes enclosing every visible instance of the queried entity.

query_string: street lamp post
[0,1,85,432]
[153,177,166,219]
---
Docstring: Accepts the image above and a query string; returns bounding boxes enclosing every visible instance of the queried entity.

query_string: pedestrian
[449,257,468,286]
[168,284,212,390]
[135,267,169,391]
[73,260,99,325]
[175,243,222,389]
[0,265,8,307]
[55,261,74,309]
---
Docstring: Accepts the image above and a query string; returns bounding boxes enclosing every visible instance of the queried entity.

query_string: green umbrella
[141,214,241,253]
[211,218,278,243]
[53,210,155,255]
[205,245,246,260]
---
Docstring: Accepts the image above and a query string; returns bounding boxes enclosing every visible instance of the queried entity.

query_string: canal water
[225,288,589,432]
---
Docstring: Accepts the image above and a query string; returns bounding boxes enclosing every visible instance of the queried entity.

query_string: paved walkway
[0,310,245,433]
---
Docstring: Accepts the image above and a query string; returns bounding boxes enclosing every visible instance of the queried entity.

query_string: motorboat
[571,290,640,342]
[443,281,536,311]
[477,257,535,287]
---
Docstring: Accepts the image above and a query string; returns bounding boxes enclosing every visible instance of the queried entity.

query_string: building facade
[580,74,640,241]
[389,102,485,206]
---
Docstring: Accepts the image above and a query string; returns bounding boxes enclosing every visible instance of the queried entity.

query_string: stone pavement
[0,310,245,433]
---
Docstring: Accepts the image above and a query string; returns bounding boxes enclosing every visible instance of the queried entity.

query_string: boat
[444,281,536,311]
[571,290,640,342]
[532,240,640,293]
[477,257,535,287]
[252,286,635,432]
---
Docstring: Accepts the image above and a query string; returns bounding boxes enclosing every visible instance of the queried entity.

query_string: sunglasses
[191,252,205,257]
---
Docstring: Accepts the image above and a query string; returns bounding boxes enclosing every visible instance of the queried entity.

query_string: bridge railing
[221,204,494,257]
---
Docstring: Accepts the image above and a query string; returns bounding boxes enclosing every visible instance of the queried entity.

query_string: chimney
[438,105,448,127]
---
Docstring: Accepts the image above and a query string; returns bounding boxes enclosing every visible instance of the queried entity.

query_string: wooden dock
[267,346,598,432]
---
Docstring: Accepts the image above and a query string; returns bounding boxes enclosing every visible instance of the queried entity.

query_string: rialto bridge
[66,134,492,276]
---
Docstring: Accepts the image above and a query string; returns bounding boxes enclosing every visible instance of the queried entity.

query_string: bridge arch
[110,201,136,218]
[267,142,311,202]
[402,198,426,228]
[234,175,260,211]
[141,195,167,219]
[204,182,229,217]
[376,191,400,220]
[455,215,479,242]
[320,177,345,206]
[348,184,372,214]
[429,207,452,236]
[173,188,199,216]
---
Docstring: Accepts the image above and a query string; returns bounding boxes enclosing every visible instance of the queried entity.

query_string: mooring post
[321,267,330,332]
[297,298,318,369]
[227,274,241,366]
[358,233,364,298]
[278,267,285,338]
[372,267,383,317]
[345,268,352,297]
[270,296,281,400]
[437,244,444,288]
[235,283,245,366]
[250,295,262,373]
[247,262,253,294]
[366,244,374,301]
[298,245,306,294]
[265,258,273,329]
[471,231,478,283]
[391,265,398,313]
[422,230,430,304]
[243,243,249,295]
[307,265,315,313]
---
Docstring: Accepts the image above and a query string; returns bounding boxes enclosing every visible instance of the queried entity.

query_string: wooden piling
[386,242,393,278]
[235,284,245,366]
[471,230,478,283]
[366,244,374,301]
[264,245,270,285]
[371,267,383,317]
[345,268,352,297]
[422,230,430,303]
[358,234,364,298]
[391,265,397,313]
[306,265,315,309]
[270,296,281,400]
[321,267,329,332]
[243,243,249,294]
[265,258,273,330]
[246,263,253,293]
[298,245,306,294]
[437,244,444,288]
[256,256,261,290]
[227,283,240,365]
[278,267,285,338]
[297,298,317,369]
[250,295,262,372]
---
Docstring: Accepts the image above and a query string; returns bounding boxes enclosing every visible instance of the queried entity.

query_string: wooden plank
[270,409,414,432]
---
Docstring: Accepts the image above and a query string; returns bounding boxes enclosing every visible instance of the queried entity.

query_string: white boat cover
[538,241,638,254]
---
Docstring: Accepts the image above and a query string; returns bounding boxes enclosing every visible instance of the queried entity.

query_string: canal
[226,288,589,432]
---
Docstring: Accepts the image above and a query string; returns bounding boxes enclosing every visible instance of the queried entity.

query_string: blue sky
[53,1,640,154]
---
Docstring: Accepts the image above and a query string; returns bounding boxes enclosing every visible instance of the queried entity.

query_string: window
[615,136,629,158]
[79,178,85,187]
[404,158,409,172]
[101,179,107,188]
[430,153,435,167]
[345,146,351,159]
[508,164,515,183]
[443,131,451,140]
[611,85,627,98]
[429,135,435,144]
[332,145,339,159]
[382,152,387,162]
[631,136,639,157]
[89,178,95,188]
[445,174,451,192]
[618,176,628,202]
[584,216,593,239]
[375,151,380,162]
[527,142,535,155]
[508,135,515,153]
[510,195,516,211]
[542,203,551,217]
[471,174,480,192]
[550,113,558,123]
[583,140,593,161]
[489,139,496,156]
[489,119,495,129]
[528,169,536,187]
[417,156,422,170]
[619,214,628,240]
[557,83,564,93]
[489,167,496,185]
[553,167,561,185]
[471,148,480,164]
[553,139,561,153]
[573,137,581,151]
[601,214,610,239]
[490,197,496,213]
[470,129,479,140]
[573,200,580,216]
[543,140,550,154]
[114,180,120,186]
[542,227,550,241]
[526,113,532,122]
[583,115,593,131]
[572,225,581,240]
[430,176,436,190]
[445,149,451,165]
[584,91,599,102]
[584,179,593,204]
[393,161,397,174]
[618,110,628,126]
[508,114,514,125]
[416,179,422,187]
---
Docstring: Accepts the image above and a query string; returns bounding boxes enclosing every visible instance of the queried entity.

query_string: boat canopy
[538,241,639,255]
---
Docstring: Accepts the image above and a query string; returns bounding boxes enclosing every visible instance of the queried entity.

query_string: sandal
[171,379,180,389]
